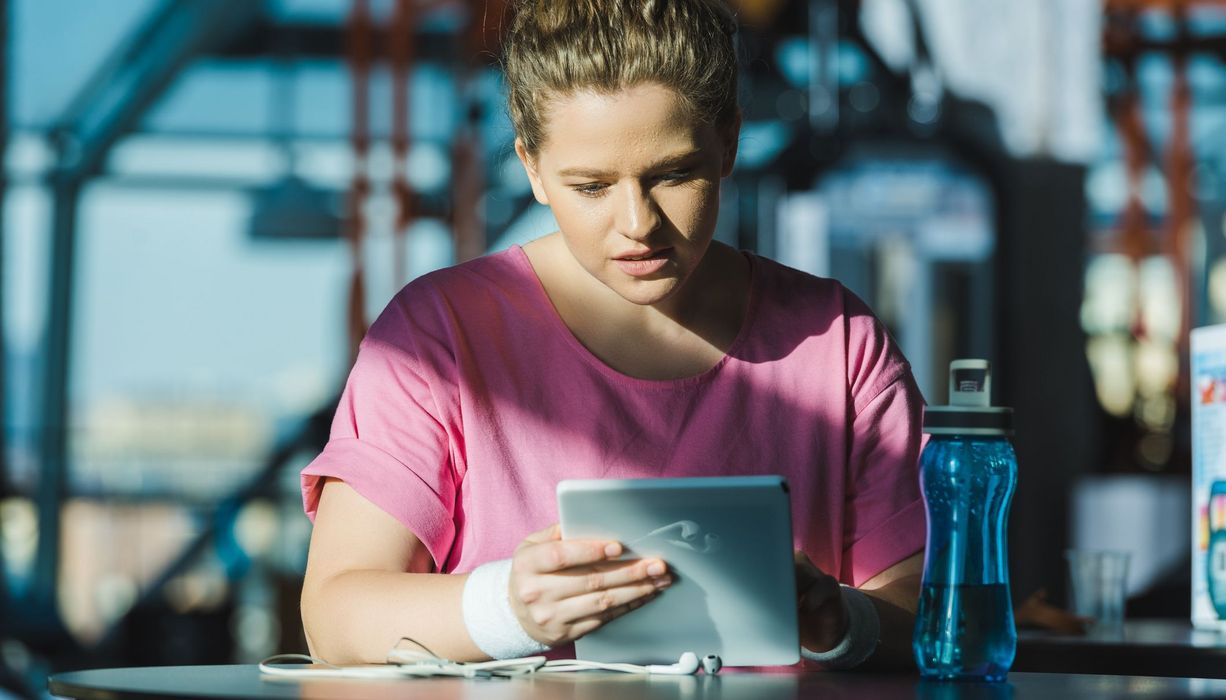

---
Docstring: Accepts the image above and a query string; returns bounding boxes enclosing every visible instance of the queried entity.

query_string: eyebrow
[556,150,702,178]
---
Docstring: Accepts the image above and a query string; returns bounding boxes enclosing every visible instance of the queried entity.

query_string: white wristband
[461,558,550,660]
[800,585,880,670]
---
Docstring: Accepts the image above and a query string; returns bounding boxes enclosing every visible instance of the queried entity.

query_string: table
[47,665,1226,700]
[1015,619,1226,678]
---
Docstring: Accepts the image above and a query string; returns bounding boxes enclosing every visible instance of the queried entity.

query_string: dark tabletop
[46,664,1226,700]
[1015,619,1226,678]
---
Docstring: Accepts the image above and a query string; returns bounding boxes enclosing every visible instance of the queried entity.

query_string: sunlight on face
[517,83,737,308]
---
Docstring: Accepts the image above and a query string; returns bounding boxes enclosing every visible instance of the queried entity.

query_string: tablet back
[557,475,800,666]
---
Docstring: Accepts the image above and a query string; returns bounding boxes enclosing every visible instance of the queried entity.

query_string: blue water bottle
[913,359,1018,682]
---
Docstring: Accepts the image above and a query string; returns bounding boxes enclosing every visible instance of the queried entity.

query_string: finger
[799,574,842,615]
[522,539,623,574]
[794,551,821,590]
[522,523,562,545]
[552,558,671,600]
[567,592,661,639]
[553,579,666,625]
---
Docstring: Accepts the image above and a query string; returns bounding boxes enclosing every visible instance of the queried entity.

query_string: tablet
[557,475,799,666]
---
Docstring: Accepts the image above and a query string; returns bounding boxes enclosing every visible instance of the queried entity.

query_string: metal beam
[0,0,8,493]
[34,0,265,611]
[216,22,463,63]
[52,0,266,181]
[807,0,839,133]
[0,0,10,615]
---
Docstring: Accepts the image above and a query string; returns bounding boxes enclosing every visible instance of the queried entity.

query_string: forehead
[535,83,720,170]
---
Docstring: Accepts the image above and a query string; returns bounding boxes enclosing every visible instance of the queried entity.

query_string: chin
[614,280,680,307]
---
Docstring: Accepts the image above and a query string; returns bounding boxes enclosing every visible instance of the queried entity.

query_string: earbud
[645,652,700,675]
[701,654,722,674]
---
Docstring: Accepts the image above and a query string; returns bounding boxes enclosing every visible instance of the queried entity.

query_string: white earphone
[261,650,725,680]
[539,651,722,675]
[645,651,700,675]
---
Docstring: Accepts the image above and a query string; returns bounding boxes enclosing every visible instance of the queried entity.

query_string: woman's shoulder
[746,253,859,318]
[747,253,912,397]
[366,247,540,347]
[393,247,535,310]
[403,247,532,301]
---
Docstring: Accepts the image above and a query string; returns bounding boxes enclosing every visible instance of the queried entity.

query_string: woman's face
[516,83,738,309]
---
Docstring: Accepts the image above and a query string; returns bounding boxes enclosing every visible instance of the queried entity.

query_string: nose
[614,181,661,241]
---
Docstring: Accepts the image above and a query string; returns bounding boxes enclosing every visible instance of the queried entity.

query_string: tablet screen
[557,475,799,666]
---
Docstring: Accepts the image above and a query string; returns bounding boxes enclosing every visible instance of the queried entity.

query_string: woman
[299,0,925,670]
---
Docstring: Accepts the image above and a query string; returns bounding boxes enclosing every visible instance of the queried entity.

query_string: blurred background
[0,0,1217,695]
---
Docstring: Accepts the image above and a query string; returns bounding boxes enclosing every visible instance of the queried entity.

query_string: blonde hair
[503,0,739,155]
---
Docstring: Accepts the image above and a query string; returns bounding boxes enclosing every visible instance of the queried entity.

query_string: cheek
[664,183,721,231]
[551,198,605,238]
[549,197,613,259]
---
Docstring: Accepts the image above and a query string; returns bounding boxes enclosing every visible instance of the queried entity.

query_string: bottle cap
[923,359,1013,436]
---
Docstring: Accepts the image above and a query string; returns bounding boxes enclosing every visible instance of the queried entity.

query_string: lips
[613,247,672,277]
[614,247,670,261]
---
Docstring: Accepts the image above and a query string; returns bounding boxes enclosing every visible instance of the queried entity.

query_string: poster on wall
[1192,324,1226,629]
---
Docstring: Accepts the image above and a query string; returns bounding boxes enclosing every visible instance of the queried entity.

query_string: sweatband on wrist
[800,585,881,670]
[461,558,550,660]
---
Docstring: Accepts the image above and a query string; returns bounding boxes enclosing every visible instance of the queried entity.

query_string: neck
[575,239,749,340]
[656,242,743,325]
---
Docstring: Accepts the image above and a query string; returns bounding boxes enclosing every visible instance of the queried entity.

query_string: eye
[656,169,692,183]
[571,182,609,197]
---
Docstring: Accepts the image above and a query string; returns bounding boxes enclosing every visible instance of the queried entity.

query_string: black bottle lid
[922,359,1014,436]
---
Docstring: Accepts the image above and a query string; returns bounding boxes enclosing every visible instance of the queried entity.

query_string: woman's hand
[795,550,849,653]
[509,524,672,647]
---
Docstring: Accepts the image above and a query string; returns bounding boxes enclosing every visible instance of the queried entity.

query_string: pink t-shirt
[302,245,925,586]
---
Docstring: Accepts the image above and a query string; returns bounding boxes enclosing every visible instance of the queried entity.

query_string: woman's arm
[796,551,924,672]
[300,478,480,663]
[858,551,924,670]
[301,478,672,664]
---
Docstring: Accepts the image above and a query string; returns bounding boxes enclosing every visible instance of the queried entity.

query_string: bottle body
[913,435,1018,682]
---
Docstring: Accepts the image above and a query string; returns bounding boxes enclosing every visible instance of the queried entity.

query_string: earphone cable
[260,645,719,679]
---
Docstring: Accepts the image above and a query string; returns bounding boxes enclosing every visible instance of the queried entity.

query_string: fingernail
[605,543,622,557]
[653,575,672,589]
[646,561,666,576]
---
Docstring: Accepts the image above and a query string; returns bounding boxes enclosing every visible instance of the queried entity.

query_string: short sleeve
[300,306,459,570]
[839,293,927,586]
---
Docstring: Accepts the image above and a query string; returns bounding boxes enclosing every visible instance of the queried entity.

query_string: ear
[719,110,742,178]
[514,138,550,205]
